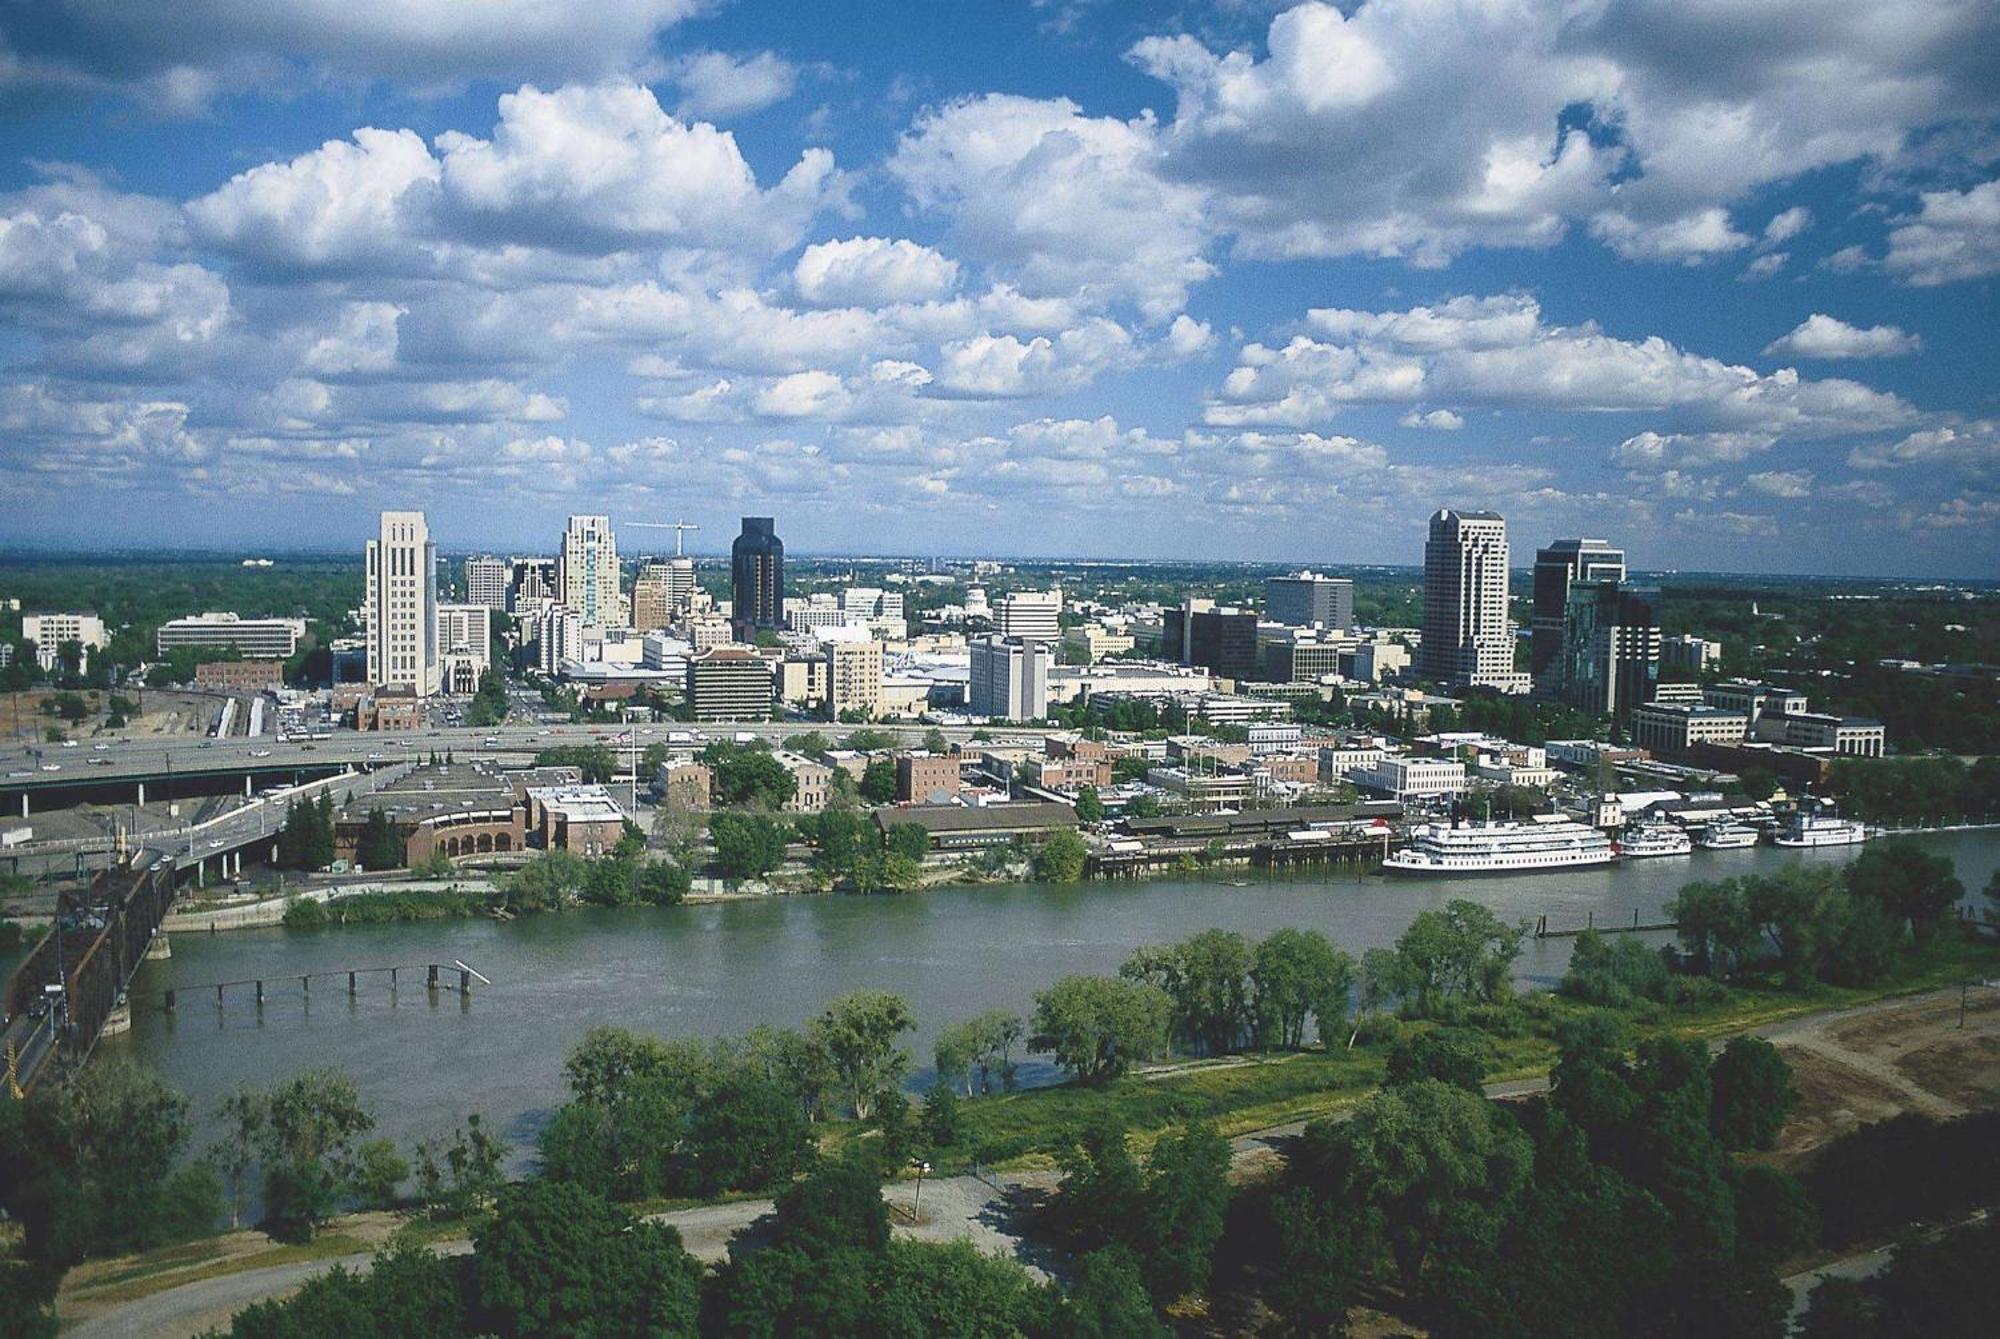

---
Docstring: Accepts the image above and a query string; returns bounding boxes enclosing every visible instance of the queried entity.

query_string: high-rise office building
[1418,509,1521,691]
[1554,581,1660,717]
[1530,538,1627,694]
[995,588,1062,643]
[632,558,698,631]
[507,557,558,612]
[1264,571,1354,630]
[730,517,785,639]
[534,604,581,674]
[1162,599,1260,681]
[436,603,492,694]
[365,510,439,695]
[22,611,109,672]
[969,634,1051,720]
[559,515,621,627]
[465,556,510,609]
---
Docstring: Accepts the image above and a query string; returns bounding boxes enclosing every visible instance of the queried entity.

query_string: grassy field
[942,934,2000,1171]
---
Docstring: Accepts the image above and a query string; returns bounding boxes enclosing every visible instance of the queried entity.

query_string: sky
[0,0,1995,575]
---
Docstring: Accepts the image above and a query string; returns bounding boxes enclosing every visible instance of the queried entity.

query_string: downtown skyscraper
[559,514,621,627]
[1418,509,1526,693]
[364,509,438,695]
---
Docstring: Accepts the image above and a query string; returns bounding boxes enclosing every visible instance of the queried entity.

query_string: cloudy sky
[1,1,1995,573]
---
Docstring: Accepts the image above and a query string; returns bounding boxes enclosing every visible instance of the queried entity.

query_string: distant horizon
[2,541,1994,588]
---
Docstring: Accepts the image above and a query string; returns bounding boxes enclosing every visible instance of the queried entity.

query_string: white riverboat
[1382,816,1616,876]
[1695,823,1761,850]
[1618,822,1692,858]
[1774,809,1869,848]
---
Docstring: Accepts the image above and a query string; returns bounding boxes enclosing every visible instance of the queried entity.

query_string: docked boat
[1618,822,1692,858]
[1695,823,1761,850]
[1382,816,1616,876]
[1774,808,1869,848]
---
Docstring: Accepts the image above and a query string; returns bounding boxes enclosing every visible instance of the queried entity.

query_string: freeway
[0,716,1053,799]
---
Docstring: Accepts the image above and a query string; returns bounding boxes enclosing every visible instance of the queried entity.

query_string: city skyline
[1,2,1995,576]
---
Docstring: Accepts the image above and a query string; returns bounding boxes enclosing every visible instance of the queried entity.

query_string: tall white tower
[1419,509,1519,690]
[365,510,439,695]
[560,514,623,627]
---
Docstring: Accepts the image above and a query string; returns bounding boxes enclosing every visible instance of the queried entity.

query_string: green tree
[223,1241,465,1339]
[1392,899,1524,1014]
[702,743,798,809]
[209,1084,266,1230]
[1058,1246,1168,1339]
[1339,1079,1533,1292]
[934,1010,1024,1096]
[884,821,930,863]
[351,1138,408,1209]
[475,1179,703,1338]
[1710,1038,1797,1151]
[1250,927,1355,1050]
[535,744,617,783]
[1846,839,1963,945]
[709,812,788,882]
[1073,785,1105,824]
[1135,1121,1231,1304]
[1050,1117,1145,1252]
[354,806,405,871]
[859,758,899,803]
[681,1071,814,1197]
[808,990,915,1120]
[1031,828,1088,882]
[1384,1026,1492,1092]
[1122,930,1255,1056]
[872,1239,1054,1338]
[257,1068,376,1240]
[1667,877,1762,979]
[1031,975,1171,1083]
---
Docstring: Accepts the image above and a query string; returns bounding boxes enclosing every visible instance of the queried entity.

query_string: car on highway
[250,749,271,758]
[93,743,108,751]
[61,740,77,748]
[40,764,59,772]
[88,758,112,767]
[198,741,213,749]
[7,770,29,779]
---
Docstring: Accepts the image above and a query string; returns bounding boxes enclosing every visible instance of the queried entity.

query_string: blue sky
[0,1,1995,574]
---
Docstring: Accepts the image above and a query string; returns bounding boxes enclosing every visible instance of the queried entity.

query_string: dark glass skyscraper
[730,516,784,639]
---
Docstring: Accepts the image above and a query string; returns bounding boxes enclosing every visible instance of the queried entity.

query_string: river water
[113,831,1999,1163]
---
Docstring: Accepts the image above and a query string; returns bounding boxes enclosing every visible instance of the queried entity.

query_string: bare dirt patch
[1771,1044,1911,1163]
[1894,1033,2000,1110]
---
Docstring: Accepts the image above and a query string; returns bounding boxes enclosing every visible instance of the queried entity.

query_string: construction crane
[625,520,701,557]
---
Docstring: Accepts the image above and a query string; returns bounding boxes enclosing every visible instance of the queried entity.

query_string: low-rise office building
[773,750,833,813]
[686,647,775,721]
[336,762,526,865]
[24,610,109,671]
[156,612,305,660]
[897,752,963,804]
[1753,710,1886,757]
[524,784,627,856]
[1352,756,1467,800]
[1631,701,1751,754]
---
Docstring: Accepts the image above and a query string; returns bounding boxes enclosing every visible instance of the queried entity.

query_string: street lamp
[911,1159,932,1223]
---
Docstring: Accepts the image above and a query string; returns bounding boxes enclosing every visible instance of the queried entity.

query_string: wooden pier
[1533,910,1679,939]
[153,959,491,1012]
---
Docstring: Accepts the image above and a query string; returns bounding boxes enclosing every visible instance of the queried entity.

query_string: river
[112,830,1999,1164]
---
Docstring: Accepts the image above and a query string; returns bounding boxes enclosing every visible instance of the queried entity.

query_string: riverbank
[57,972,2000,1338]
[944,931,2000,1169]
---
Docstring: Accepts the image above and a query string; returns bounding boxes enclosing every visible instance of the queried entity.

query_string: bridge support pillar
[427,964,439,991]
[255,980,264,1007]
[244,776,253,797]
[348,971,357,996]
[195,858,204,888]
[136,781,146,806]
[145,932,171,961]
[164,989,176,1012]
[17,793,25,818]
